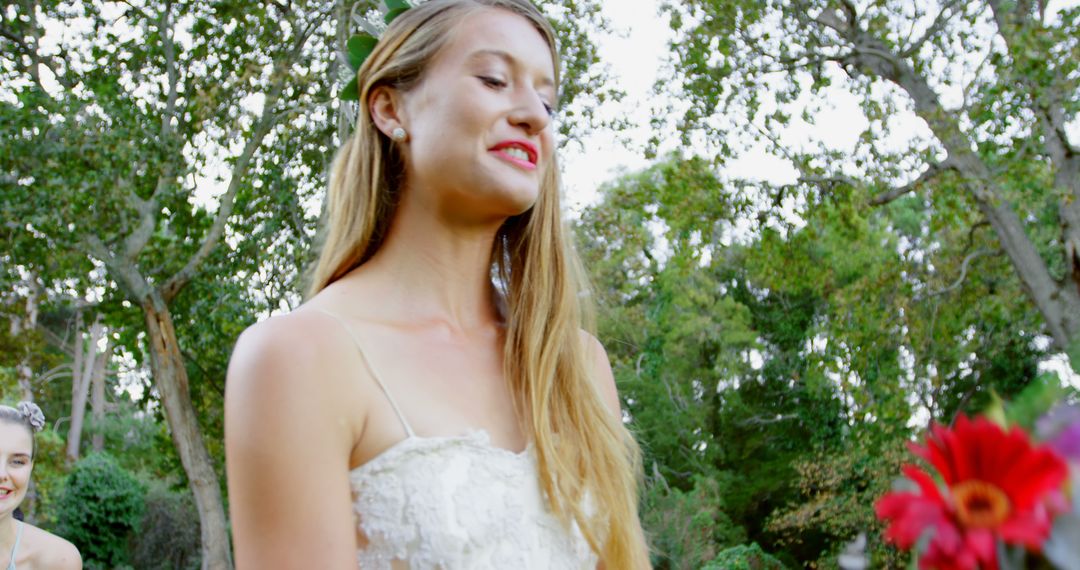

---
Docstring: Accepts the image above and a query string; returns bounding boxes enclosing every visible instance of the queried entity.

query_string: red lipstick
[490,140,538,170]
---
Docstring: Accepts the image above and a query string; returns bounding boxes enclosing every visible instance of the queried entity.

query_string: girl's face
[395,8,557,224]
[0,422,33,518]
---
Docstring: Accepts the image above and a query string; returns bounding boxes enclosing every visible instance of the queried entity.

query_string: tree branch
[121,188,158,262]
[82,235,153,300]
[901,0,963,58]
[917,247,1001,300]
[159,62,290,302]
[987,0,1078,164]
[810,0,1080,346]
[159,0,180,141]
[869,159,957,206]
[737,413,798,427]
[0,17,74,92]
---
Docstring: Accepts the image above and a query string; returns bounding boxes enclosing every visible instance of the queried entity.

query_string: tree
[2,1,618,565]
[2,0,336,564]
[578,155,1050,566]
[659,0,1080,355]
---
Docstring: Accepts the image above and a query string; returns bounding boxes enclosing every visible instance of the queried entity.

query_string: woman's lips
[489,140,538,171]
[490,149,537,171]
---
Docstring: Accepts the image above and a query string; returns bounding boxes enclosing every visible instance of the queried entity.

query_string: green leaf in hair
[339,0,414,102]
[346,35,378,72]
[339,76,359,101]
[384,7,409,24]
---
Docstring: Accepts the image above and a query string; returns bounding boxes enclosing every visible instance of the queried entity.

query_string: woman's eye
[479,76,506,88]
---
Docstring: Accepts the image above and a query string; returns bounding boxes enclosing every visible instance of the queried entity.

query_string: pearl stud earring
[391,127,407,141]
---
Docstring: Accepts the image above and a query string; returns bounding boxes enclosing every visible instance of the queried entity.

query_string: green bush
[22,428,64,526]
[642,472,747,569]
[703,543,787,570]
[54,453,145,570]
[131,481,201,570]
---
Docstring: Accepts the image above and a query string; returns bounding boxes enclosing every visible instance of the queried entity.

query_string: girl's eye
[542,102,555,117]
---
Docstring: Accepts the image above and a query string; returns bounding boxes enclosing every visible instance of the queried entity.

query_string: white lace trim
[350,429,597,569]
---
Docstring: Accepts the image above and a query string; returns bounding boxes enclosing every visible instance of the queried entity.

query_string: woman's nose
[508,90,551,135]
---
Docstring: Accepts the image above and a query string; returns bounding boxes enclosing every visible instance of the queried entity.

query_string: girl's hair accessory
[17,401,45,432]
[339,0,416,102]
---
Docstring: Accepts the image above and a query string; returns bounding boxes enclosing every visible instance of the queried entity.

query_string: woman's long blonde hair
[307,0,648,566]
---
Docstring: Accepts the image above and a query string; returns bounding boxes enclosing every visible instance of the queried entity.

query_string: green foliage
[54,453,146,570]
[999,372,1077,431]
[643,473,746,569]
[702,543,786,570]
[581,152,1053,567]
[26,428,66,528]
[131,480,201,570]
[84,400,183,480]
[766,433,910,568]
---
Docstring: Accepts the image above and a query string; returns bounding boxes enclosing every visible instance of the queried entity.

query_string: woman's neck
[347,203,505,333]
[0,513,17,558]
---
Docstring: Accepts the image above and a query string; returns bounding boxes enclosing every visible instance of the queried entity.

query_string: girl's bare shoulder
[21,524,82,570]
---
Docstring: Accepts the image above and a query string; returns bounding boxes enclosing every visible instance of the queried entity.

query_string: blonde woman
[0,403,81,570]
[225,0,649,568]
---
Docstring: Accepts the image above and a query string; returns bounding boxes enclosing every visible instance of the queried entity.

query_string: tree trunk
[842,28,1080,350]
[15,282,40,402]
[91,337,110,452]
[142,295,233,570]
[67,317,104,463]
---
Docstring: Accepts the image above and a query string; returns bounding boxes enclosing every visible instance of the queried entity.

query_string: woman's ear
[369,85,406,139]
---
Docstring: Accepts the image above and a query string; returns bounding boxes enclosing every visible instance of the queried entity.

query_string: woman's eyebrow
[467,49,555,89]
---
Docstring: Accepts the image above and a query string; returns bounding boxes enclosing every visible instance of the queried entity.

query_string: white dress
[324,312,598,569]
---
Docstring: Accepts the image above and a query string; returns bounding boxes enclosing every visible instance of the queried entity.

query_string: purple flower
[1037,404,1080,461]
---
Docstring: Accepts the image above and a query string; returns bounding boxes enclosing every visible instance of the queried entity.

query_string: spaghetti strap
[314,309,416,438]
[6,520,22,570]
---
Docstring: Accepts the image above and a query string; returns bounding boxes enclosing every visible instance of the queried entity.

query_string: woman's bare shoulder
[231,308,343,366]
[227,306,367,423]
[579,330,622,417]
[229,307,366,388]
[22,524,82,570]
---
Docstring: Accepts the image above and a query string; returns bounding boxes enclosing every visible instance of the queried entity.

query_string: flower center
[951,480,1011,528]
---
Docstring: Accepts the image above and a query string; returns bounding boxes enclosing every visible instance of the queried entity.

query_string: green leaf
[339,76,359,101]
[385,7,409,24]
[984,391,1008,428]
[384,0,410,11]
[1004,372,1064,429]
[1066,336,1080,375]
[346,35,377,71]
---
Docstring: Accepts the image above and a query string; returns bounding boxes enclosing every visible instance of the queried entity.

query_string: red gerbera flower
[875,415,1068,570]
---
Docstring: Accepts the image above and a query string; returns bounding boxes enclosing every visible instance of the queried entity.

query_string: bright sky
[560,0,675,213]
[568,0,1080,397]
[563,0,1080,215]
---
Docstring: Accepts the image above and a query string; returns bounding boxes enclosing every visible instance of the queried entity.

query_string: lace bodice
[350,429,597,569]
[319,310,598,569]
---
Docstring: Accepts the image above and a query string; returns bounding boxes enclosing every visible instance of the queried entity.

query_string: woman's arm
[226,315,361,569]
[584,333,652,570]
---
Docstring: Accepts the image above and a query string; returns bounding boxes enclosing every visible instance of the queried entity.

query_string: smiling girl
[225,0,650,568]
[0,403,81,570]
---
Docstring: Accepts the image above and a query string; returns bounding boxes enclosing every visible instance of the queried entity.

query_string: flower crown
[339,0,417,102]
